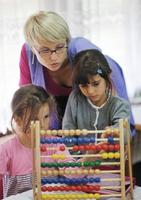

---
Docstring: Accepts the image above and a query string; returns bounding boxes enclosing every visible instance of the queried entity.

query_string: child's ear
[14,115,22,126]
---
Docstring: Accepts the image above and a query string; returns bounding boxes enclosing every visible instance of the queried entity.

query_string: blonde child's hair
[24,11,71,47]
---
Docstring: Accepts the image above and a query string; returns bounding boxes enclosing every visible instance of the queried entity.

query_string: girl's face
[33,40,68,71]
[38,103,50,130]
[79,74,107,106]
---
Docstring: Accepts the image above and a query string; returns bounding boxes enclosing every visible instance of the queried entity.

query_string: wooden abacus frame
[31,119,133,200]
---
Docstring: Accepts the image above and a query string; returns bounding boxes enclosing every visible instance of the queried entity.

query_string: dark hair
[11,84,56,133]
[73,49,112,89]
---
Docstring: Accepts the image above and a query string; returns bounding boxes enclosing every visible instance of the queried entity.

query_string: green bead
[95,160,101,166]
[76,162,82,167]
[59,162,65,167]
[90,161,95,167]
[70,162,76,167]
[64,162,70,167]
[41,162,46,168]
[84,161,89,167]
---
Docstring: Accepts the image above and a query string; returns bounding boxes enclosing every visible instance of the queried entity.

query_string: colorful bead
[102,152,108,159]
[63,129,69,136]
[108,152,114,159]
[115,152,120,159]
[59,145,65,151]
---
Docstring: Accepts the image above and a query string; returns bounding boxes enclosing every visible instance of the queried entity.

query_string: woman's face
[79,74,107,106]
[33,40,68,71]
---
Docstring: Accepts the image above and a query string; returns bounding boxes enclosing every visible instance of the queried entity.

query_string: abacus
[31,119,133,200]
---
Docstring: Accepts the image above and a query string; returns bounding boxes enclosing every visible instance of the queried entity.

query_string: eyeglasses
[36,44,68,57]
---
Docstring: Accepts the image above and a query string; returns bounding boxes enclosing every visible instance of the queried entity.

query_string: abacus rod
[41,153,119,158]
[41,169,120,175]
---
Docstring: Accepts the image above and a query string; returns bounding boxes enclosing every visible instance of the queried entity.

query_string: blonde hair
[24,11,71,47]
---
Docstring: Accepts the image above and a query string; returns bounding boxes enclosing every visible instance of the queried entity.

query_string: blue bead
[40,138,45,144]
[41,178,47,184]
[89,177,94,183]
[45,138,52,144]
[72,137,77,144]
[82,177,88,184]
[108,136,114,144]
[95,177,101,183]
[90,136,95,143]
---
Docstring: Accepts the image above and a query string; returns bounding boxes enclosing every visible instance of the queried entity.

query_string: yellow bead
[69,129,75,136]
[76,129,81,136]
[108,152,114,159]
[102,152,108,159]
[65,169,71,175]
[63,129,69,136]
[70,170,75,175]
[94,193,101,199]
[41,194,47,199]
[83,169,89,175]
[52,130,57,136]
[40,129,45,135]
[82,129,88,135]
[95,169,100,175]
[53,169,58,176]
[52,154,57,160]
[59,169,64,175]
[77,169,82,175]
[89,168,94,175]
[41,170,46,176]
[47,170,53,176]
[114,152,120,159]
[58,129,63,136]
[46,130,52,135]
[83,193,88,199]
[88,193,94,199]
[60,154,65,160]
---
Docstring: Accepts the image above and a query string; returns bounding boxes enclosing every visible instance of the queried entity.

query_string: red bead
[79,145,85,151]
[82,185,89,192]
[73,145,79,151]
[96,145,102,152]
[114,144,120,151]
[64,186,69,191]
[41,186,47,192]
[47,186,53,191]
[40,145,46,152]
[59,186,65,191]
[102,144,109,151]
[109,144,114,151]
[77,185,82,191]
[85,145,91,150]
[59,145,65,151]
[91,145,96,151]
[95,185,100,191]
[53,186,58,191]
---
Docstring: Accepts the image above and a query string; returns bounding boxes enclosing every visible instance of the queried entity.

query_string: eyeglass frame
[34,44,68,57]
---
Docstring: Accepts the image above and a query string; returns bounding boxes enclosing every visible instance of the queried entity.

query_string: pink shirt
[0,135,75,197]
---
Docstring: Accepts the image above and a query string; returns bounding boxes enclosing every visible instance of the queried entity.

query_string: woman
[19,11,135,133]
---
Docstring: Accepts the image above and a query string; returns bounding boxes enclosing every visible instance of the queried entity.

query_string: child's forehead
[88,74,102,81]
